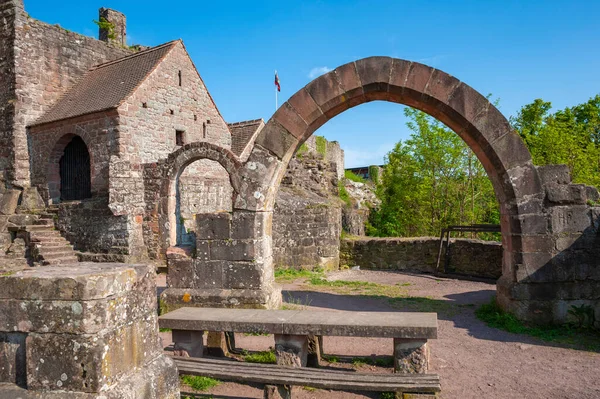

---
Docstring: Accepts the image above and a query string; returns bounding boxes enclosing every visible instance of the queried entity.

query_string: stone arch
[158,141,243,252]
[240,56,546,307]
[47,133,96,202]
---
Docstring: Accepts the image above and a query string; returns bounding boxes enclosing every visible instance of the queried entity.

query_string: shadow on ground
[282,287,600,353]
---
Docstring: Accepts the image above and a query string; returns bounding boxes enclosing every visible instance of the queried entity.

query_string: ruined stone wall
[340,237,503,279]
[0,1,131,188]
[28,112,119,203]
[55,197,131,256]
[302,135,345,180]
[272,153,342,270]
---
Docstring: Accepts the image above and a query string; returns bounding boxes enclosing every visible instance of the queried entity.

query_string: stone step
[33,218,54,226]
[39,251,76,261]
[31,236,66,244]
[41,256,79,266]
[37,246,75,255]
[25,224,56,232]
[30,232,63,239]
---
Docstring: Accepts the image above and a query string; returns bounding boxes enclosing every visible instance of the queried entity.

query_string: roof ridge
[90,40,180,71]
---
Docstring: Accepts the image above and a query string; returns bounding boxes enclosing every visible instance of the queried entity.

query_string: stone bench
[159,307,439,397]
[174,355,441,399]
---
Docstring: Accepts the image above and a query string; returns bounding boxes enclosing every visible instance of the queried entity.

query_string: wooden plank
[173,357,441,392]
[159,308,437,339]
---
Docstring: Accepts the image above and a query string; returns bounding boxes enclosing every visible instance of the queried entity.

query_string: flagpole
[275,70,278,111]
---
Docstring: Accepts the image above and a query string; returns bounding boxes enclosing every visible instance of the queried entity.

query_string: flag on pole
[274,71,281,92]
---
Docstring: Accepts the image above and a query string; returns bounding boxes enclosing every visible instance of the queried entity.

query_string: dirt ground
[157,270,600,399]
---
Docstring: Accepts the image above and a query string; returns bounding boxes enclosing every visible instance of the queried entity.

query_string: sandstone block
[546,183,587,205]
[550,206,591,234]
[193,259,225,289]
[18,187,45,211]
[223,262,264,289]
[196,212,231,240]
[0,190,20,215]
[537,164,571,185]
[232,210,271,240]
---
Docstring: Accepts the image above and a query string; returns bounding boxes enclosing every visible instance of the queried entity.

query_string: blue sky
[24,0,600,167]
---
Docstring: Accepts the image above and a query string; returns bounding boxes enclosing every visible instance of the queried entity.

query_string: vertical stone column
[393,338,429,374]
[0,263,180,398]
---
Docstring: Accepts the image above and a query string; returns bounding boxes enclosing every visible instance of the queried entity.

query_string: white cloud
[308,66,332,79]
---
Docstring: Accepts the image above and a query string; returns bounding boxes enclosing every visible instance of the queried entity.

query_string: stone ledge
[160,286,282,312]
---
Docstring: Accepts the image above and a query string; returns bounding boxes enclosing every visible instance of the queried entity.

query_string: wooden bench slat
[174,357,441,393]
[178,357,439,382]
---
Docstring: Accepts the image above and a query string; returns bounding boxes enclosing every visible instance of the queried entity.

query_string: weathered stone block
[210,239,264,261]
[18,187,45,211]
[546,183,587,205]
[232,210,271,240]
[537,164,571,185]
[586,186,600,202]
[0,190,20,215]
[254,121,299,160]
[193,259,224,289]
[166,258,195,288]
[393,338,429,374]
[196,212,231,240]
[550,206,591,234]
[223,262,264,289]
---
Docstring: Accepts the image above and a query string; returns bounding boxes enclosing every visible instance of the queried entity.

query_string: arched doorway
[59,136,91,201]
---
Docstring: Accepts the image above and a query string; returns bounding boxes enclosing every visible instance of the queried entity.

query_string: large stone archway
[236,57,600,322]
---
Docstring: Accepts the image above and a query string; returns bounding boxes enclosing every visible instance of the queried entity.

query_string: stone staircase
[28,207,79,266]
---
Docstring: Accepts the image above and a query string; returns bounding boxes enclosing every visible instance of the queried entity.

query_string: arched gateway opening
[242,56,549,317]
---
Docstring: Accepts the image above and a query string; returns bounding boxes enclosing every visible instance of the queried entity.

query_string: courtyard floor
[158,270,600,399]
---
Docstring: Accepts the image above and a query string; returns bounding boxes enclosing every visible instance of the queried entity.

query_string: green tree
[368,108,499,238]
[510,95,600,188]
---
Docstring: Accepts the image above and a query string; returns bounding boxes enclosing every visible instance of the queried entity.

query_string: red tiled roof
[30,41,178,126]
[227,119,264,156]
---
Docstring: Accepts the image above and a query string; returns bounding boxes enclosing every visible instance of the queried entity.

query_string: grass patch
[243,350,276,364]
[321,354,339,363]
[315,135,327,157]
[380,392,395,399]
[476,297,600,352]
[344,170,367,183]
[159,327,171,332]
[281,293,312,310]
[180,375,220,391]
[338,181,351,205]
[274,268,321,283]
[243,332,270,337]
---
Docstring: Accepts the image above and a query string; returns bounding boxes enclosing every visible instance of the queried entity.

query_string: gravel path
[160,270,600,398]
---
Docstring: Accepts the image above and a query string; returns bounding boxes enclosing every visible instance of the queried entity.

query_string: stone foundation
[0,263,179,398]
[161,212,282,311]
[340,237,502,279]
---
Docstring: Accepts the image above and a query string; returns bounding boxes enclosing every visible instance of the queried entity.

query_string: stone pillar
[172,330,204,357]
[393,338,429,374]
[0,263,179,398]
[206,331,229,357]
[98,8,126,46]
[274,334,308,367]
[161,211,281,311]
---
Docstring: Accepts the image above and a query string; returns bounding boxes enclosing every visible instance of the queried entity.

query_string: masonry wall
[0,1,131,188]
[340,237,503,279]
[55,197,132,256]
[272,152,342,270]
[118,41,230,165]
[28,112,119,203]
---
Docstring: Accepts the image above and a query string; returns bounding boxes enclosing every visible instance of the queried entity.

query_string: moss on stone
[315,136,327,157]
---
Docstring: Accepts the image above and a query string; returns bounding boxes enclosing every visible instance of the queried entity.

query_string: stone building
[0,0,344,269]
